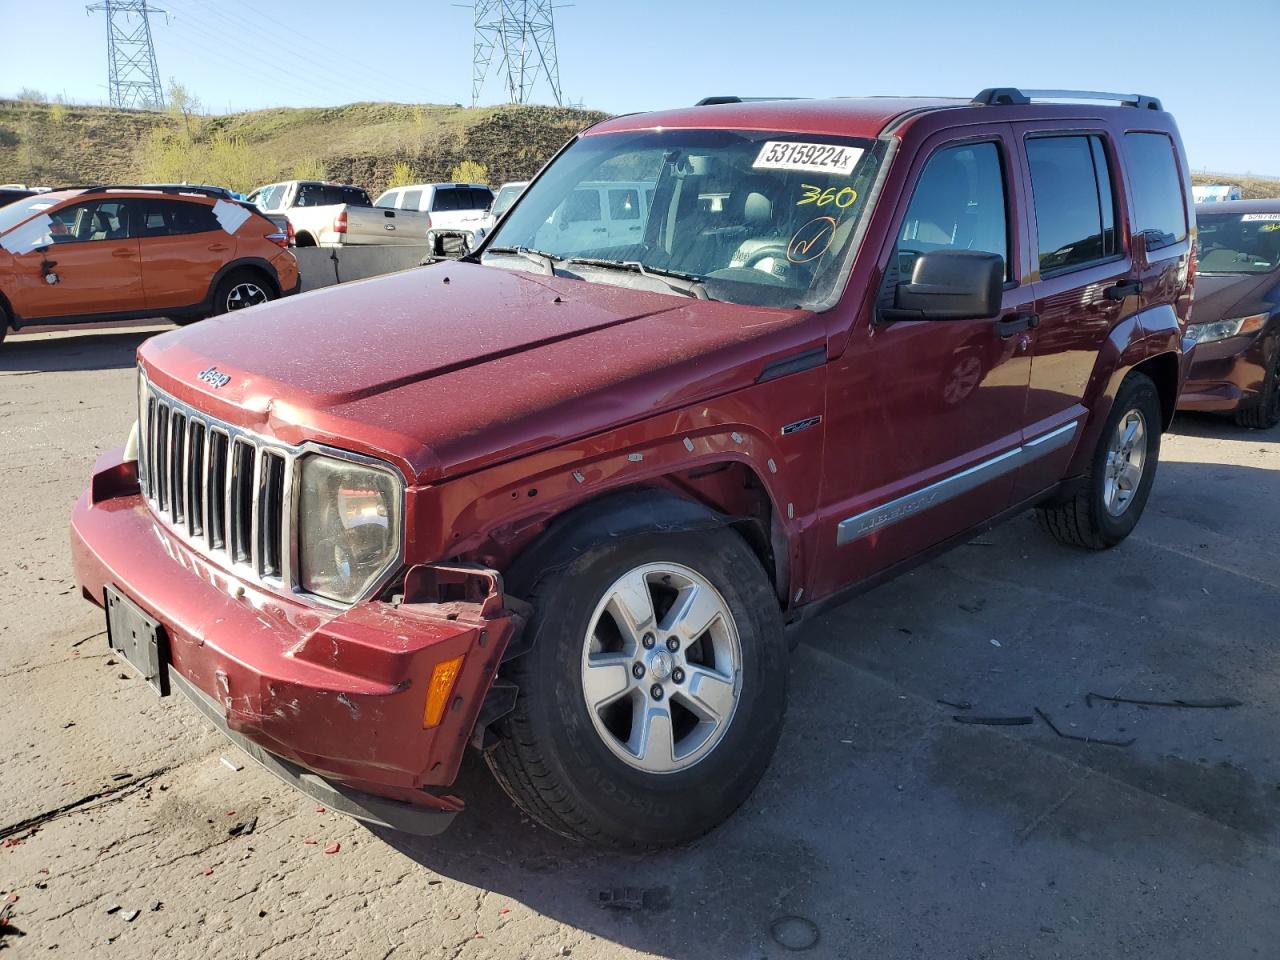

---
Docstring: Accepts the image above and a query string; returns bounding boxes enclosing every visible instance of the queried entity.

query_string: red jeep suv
[71,88,1195,849]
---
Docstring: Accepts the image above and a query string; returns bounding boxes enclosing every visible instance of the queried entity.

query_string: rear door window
[139,198,220,236]
[1124,132,1187,253]
[400,189,423,211]
[1025,135,1118,276]
[899,141,1008,276]
[609,188,641,221]
[564,189,602,225]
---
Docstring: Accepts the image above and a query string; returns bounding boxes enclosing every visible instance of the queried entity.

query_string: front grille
[139,379,293,587]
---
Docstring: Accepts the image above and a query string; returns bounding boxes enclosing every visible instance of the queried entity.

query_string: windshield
[0,195,61,236]
[491,183,525,217]
[1196,212,1280,274]
[482,129,885,308]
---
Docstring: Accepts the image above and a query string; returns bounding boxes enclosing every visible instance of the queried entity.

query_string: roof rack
[694,96,804,106]
[77,184,236,198]
[973,88,1163,111]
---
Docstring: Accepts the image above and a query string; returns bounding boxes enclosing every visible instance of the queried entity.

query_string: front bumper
[71,448,518,831]
[1177,333,1270,412]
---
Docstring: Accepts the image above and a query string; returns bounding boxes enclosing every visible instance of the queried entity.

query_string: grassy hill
[0,98,608,194]
[1190,173,1280,200]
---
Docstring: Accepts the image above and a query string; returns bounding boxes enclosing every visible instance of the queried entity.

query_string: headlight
[1186,313,1267,344]
[297,454,402,604]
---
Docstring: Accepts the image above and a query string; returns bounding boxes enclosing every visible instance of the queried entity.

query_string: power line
[85,0,167,109]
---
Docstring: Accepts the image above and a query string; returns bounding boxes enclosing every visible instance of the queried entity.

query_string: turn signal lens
[423,655,465,728]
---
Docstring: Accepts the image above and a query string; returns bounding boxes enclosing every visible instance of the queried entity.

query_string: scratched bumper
[1177,335,1268,412]
[70,447,515,820]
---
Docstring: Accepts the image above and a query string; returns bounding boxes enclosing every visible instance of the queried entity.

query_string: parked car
[0,186,36,207]
[72,87,1193,849]
[373,183,495,255]
[531,179,656,252]
[478,180,529,234]
[247,180,427,248]
[0,185,298,343]
[1192,184,1242,203]
[1178,200,1280,427]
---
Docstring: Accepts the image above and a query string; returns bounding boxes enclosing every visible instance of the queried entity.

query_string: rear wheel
[485,523,787,849]
[1234,344,1280,430]
[212,271,275,316]
[1037,372,1163,549]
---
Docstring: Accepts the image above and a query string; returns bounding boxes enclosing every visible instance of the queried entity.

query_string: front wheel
[1037,372,1163,549]
[485,524,787,849]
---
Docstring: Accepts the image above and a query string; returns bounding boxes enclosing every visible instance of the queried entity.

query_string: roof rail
[972,87,1163,111]
[78,184,236,198]
[694,96,804,106]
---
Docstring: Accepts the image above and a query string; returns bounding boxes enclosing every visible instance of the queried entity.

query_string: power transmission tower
[468,1,563,107]
[85,0,167,110]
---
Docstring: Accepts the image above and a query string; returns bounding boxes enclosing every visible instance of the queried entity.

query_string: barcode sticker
[753,141,864,176]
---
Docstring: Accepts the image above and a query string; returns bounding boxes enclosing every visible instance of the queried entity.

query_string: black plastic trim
[756,346,827,384]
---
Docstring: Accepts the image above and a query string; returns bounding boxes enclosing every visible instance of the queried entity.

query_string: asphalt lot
[1,321,1278,959]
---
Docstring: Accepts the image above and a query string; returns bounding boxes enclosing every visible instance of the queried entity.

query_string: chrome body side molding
[836,421,1078,545]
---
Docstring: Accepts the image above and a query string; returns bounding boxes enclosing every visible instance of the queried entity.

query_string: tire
[1233,342,1280,430]
[0,301,9,345]
[485,522,787,849]
[1037,372,1163,550]
[212,270,275,317]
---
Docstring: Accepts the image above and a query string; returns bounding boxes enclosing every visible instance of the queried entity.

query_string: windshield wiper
[565,258,710,300]
[483,245,561,276]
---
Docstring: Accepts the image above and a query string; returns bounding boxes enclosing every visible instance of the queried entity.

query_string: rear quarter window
[1124,132,1188,253]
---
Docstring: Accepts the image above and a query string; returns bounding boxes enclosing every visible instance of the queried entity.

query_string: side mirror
[882,250,1003,321]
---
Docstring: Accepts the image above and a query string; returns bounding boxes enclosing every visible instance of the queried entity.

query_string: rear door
[1012,124,1142,498]
[137,197,234,311]
[1123,131,1194,327]
[6,198,143,320]
[813,126,1036,595]
[605,184,645,245]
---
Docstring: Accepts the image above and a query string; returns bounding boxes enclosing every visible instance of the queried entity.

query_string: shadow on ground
[363,452,1280,959]
[1,326,163,374]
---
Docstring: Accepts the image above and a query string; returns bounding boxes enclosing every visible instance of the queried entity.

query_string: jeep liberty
[71,88,1195,849]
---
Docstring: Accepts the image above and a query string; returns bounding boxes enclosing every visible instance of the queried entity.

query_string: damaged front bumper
[70,448,519,835]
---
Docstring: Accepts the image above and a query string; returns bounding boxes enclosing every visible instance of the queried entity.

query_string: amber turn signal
[423,655,465,728]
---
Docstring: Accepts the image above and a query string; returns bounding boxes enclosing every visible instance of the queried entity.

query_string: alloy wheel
[580,562,742,774]
[1103,409,1148,516]
[226,282,268,311]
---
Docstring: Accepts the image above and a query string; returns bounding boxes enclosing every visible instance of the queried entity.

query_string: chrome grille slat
[135,373,403,607]
[139,380,289,588]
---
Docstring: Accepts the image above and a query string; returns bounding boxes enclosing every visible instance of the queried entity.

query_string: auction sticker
[1242,213,1280,222]
[754,141,863,176]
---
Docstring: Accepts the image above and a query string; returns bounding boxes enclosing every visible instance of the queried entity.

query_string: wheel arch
[1130,350,1180,431]
[206,257,281,306]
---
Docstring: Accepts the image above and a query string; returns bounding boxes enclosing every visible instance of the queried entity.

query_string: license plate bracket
[104,586,169,696]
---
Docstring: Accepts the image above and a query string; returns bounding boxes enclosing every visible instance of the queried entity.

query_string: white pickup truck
[372,183,494,256]
[246,180,433,247]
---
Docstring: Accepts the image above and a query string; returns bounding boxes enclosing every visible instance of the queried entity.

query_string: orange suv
[0,185,299,343]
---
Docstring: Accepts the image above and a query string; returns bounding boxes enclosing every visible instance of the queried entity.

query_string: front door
[812,128,1035,597]
[7,198,143,320]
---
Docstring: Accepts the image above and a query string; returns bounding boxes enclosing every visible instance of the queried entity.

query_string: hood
[1191,271,1279,325]
[140,263,823,483]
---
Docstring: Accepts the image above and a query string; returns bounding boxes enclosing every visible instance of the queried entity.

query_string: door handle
[1103,279,1143,301]
[994,312,1040,338]
[111,248,134,258]
[207,243,229,252]
[592,227,608,233]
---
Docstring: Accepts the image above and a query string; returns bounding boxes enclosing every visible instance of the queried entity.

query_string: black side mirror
[881,249,1003,321]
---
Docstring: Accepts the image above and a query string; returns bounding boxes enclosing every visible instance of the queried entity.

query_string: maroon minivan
[71,88,1195,849]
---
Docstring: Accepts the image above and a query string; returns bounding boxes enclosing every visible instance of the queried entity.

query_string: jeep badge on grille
[198,366,231,389]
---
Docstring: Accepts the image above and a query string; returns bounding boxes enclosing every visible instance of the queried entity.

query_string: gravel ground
[2,322,1278,960]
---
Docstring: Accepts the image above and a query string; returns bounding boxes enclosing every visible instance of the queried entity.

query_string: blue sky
[1,0,1276,176]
